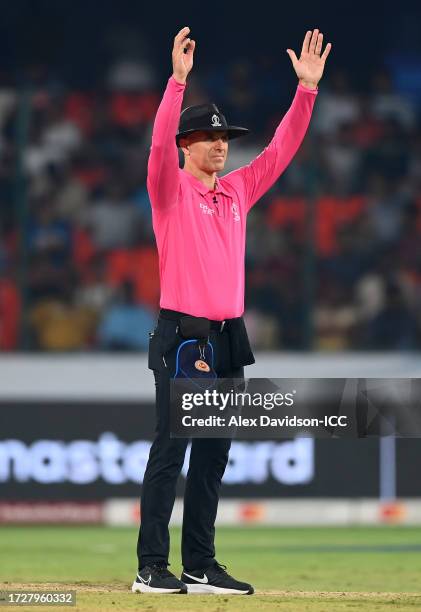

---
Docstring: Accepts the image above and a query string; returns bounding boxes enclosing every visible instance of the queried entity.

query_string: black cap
[176,103,249,146]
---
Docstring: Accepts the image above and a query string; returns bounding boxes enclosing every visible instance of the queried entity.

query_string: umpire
[132,26,331,595]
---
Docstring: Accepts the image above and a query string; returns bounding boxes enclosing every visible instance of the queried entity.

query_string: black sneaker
[132,562,187,594]
[181,561,254,595]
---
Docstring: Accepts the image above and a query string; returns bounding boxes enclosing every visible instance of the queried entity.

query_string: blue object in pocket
[174,339,217,390]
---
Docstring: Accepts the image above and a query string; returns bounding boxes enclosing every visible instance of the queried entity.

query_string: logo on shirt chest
[199,202,215,216]
[198,201,241,222]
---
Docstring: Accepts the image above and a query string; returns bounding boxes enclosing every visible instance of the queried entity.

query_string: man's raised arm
[226,29,331,211]
[147,27,196,212]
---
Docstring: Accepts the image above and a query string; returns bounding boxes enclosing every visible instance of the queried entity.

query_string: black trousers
[137,312,254,571]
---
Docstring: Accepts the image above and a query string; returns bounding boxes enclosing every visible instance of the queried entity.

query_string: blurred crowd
[0,56,420,352]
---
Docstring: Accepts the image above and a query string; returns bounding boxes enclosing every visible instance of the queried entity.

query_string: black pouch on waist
[178,316,210,342]
[226,317,255,368]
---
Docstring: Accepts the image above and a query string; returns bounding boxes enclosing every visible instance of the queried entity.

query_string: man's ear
[180,139,190,156]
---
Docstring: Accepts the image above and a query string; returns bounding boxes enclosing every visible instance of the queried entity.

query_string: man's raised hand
[172,27,196,84]
[286,29,332,90]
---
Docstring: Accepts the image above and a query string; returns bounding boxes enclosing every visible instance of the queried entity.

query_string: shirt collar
[183,170,231,198]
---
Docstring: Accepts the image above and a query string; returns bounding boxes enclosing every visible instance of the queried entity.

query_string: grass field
[1,525,421,610]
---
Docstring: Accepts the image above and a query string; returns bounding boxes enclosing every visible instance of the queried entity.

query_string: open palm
[287,29,332,89]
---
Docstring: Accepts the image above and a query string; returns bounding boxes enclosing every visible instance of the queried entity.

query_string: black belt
[159,308,227,332]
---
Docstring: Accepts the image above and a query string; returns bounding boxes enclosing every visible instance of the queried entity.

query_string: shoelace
[151,562,173,578]
[213,561,230,575]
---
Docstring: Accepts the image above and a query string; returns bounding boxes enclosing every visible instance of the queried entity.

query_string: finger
[174,29,190,50]
[301,30,312,55]
[309,28,319,54]
[286,49,298,66]
[184,39,196,56]
[175,37,190,56]
[175,26,190,42]
[315,32,323,56]
[321,42,332,61]
[182,38,191,52]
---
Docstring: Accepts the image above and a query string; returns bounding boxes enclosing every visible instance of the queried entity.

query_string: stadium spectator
[97,281,155,351]
[29,284,97,351]
[312,70,360,136]
[79,178,142,250]
[0,274,20,350]
[361,280,418,350]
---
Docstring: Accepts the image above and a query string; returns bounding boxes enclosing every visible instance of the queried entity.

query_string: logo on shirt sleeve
[231,203,240,222]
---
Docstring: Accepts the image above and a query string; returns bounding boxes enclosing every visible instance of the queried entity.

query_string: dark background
[1,2,419,86]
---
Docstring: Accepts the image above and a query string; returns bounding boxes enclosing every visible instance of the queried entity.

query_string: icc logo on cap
[211,114,222,127]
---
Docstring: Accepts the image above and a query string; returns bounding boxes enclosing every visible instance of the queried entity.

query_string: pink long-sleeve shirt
[147,76,317,321]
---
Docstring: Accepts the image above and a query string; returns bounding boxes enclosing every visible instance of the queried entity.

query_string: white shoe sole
[132,581,185,594]
[186,583,252,595]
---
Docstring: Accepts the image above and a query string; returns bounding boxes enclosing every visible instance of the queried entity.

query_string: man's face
[180,130,228,172]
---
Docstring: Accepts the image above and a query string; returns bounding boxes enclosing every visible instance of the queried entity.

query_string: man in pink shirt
[133,27,331,595]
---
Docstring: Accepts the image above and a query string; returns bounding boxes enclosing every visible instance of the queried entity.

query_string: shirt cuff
[170,75,187,87]
[297,83,318,94]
